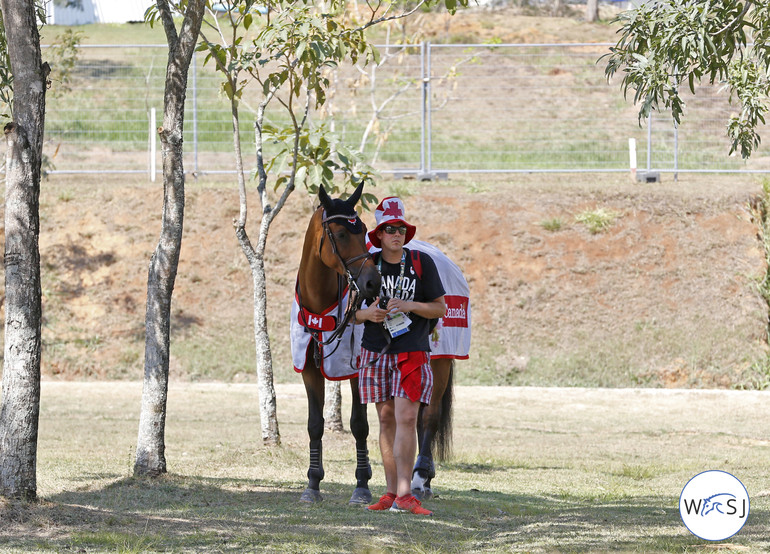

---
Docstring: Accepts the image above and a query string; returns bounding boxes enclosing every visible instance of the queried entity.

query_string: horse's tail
[433,360,454,461]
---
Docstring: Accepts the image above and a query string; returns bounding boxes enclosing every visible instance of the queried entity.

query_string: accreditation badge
[384,312,411,338]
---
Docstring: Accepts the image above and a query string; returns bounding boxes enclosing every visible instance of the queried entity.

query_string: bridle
[318,211,372,297]
[297,209,374,362]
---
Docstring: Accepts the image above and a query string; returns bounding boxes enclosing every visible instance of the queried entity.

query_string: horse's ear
[347,180,364,208]
[318,185,333,211]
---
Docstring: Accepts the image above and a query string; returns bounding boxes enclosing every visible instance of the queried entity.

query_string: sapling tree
[0,2,97,497]
[198,0,465,444]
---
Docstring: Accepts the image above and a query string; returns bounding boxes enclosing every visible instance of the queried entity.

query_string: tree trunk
[0,0,46,501]
[249,240,281,445]
[233,218,281,446]
[229,98,281,446]
[586,0,599,23]
[134,0,205,477]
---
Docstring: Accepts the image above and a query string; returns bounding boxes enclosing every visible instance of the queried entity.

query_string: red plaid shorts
[358,348,433,404]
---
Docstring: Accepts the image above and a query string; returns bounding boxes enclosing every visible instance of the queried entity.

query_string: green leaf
[216,46,228,69]
[309,165,323,186]
[294,165,308,185]
[223,80,235,100]
[274,174,290,192]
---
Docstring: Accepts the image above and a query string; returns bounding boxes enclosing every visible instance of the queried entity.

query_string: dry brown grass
[1,382,769,552]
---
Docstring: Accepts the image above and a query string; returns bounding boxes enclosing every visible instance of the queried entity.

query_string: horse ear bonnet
[318,185,364,234]
[326,198,363,233]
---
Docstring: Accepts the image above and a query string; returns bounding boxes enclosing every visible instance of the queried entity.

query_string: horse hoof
[300,488,323,503]
[349,487,372,505]
[412,486,434,501]
[411,471,428,500]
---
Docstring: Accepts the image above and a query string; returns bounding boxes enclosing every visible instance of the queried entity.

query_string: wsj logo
[682,493,747,518]
[679,471,750,541]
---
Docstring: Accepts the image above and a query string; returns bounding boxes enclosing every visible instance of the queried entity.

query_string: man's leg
[392,396,421,497]
[375,399,397,494]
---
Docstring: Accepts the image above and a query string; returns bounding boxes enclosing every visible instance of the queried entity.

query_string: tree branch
[346,0,429,36]
[714,0,753,37]
[155,0,179,47]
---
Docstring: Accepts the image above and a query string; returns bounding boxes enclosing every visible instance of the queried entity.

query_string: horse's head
[316,182,381,300]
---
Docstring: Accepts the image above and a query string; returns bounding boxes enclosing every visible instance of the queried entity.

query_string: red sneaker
[389,494,433,515]
[367,492,396,511]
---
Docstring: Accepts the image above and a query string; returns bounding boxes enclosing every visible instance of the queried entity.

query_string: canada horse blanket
[291,240,471,380]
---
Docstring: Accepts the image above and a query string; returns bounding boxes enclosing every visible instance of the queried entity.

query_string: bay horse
[294,181,380,504]
[293,184,463,504]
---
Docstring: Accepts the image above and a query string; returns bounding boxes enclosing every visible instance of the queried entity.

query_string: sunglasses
[383,225,407,235]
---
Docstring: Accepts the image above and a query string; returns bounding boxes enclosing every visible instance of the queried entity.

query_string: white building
[45,0,155,25]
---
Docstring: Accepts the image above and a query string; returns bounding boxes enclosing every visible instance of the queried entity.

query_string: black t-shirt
[361,248,445,354]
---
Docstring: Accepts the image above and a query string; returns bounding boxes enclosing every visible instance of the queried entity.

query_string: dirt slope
[5,171,765,389]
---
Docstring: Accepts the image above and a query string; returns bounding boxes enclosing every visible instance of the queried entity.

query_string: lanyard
[377,250,406,299]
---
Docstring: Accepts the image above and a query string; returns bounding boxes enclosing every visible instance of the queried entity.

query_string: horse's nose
[358,265,382,299]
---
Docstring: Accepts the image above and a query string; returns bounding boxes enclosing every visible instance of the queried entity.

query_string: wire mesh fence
[40,43,770,178]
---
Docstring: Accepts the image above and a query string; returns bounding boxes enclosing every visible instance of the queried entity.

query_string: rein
[296,210,373,365]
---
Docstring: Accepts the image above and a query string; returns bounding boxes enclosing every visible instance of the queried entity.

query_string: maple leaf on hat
[382,200,403,218]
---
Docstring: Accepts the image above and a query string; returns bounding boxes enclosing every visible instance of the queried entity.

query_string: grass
[575,207,619,234]
[3,382,770,552]
[540,217,563,231]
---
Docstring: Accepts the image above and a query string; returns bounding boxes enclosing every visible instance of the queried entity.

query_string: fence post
[628,138,637,181]
[674,120,679,182]
[419,41,434,181]
[425,41,433,179]
[646,114,652,173]
[420,41,426,177]
[192,50,199,177]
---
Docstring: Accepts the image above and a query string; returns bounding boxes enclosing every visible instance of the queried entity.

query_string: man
[356,196,446,516]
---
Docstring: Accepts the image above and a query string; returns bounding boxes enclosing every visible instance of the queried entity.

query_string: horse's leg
[347,376,373,505]
[412,358,453,500]
[300,359,325,503]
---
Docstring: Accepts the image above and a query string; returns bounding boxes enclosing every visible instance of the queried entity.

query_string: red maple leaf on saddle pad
[382,201,403,219]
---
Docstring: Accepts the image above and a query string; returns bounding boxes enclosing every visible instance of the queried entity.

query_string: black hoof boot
[300,488,323,503]
[349,487,372,506]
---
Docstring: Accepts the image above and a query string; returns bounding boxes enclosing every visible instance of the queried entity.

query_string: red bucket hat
[367,196,416,248]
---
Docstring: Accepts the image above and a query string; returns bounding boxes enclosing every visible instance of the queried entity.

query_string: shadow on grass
[1,475,768,552]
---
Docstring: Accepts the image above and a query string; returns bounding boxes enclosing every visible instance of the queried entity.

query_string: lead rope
[361,251,405,369]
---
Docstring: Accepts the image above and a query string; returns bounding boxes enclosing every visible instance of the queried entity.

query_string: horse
[291,185,469,504]
[292,181,380,504]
